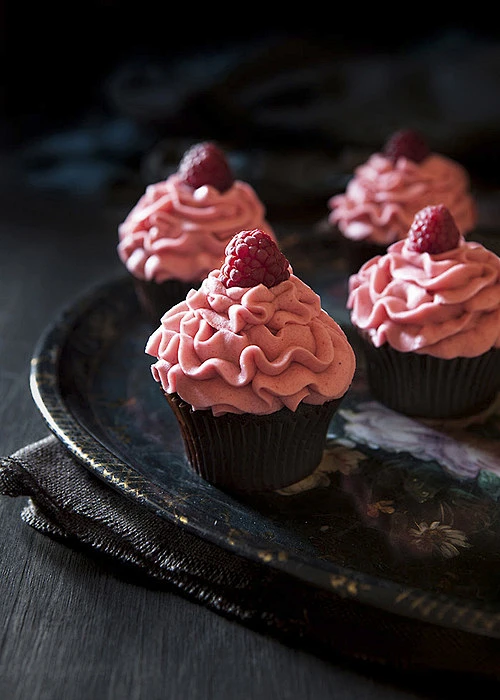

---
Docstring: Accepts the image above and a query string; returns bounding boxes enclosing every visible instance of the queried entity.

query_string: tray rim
[29,273,500,640]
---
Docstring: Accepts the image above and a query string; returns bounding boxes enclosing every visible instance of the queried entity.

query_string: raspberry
[406,204,461,254]
[177,141,234,193]
[219,229,290,289]
[383,128,430,164]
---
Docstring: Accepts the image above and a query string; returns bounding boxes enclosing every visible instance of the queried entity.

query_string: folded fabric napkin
[1,434,500,681]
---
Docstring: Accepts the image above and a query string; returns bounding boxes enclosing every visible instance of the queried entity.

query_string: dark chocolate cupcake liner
[133,277,199,325]
[358,334,500,419]
[165,392,344,493]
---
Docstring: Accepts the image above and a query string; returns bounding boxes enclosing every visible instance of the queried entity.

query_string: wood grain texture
[1,179,499,699]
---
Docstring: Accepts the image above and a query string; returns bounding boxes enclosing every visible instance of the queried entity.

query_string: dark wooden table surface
[1,158,500,700]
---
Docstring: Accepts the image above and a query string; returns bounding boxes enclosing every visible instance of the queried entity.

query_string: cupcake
[145,228,356,492]
[328,128,477,273]
[347,204,500,420]
[118,141,276,324]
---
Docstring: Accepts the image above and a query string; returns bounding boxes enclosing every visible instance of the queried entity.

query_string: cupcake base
[165,392,344,493]
[358,335,500,420]
[133,277,199,325]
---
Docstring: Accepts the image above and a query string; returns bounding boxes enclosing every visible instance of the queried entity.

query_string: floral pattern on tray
[278,384,500,572]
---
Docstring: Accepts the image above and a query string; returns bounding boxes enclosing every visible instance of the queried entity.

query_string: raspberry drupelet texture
[407,204,461,254]
[383,128,430,164]
[177,141,234,193]
[219,229,290,289]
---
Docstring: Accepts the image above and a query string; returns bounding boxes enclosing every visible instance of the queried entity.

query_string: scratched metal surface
[30,240,500,640]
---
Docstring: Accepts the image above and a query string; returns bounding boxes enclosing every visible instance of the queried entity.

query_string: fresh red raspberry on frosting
[406,204,461,254]
[219,229,290,289]
[177,141,234,193]
[383,128,430,164]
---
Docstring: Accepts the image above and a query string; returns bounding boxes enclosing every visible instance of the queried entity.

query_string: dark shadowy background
[3,13,500,221]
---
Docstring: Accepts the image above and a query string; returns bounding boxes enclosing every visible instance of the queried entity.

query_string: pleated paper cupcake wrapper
[133,277,200,325]
[358,336,500,420]
[166,392,343,493]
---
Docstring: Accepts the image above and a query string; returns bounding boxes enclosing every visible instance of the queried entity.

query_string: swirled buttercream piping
[146,272,356,416]
[329,154,476,245]
[118,175,275,283]
[348,238,500,359]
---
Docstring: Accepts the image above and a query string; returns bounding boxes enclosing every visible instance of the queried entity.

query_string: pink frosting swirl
[328,153,476,245]
[348,238,500,359]
[118,174,275,283]
[146,271,356,416]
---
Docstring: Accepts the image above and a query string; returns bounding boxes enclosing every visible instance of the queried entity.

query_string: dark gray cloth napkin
[2,434,500,682]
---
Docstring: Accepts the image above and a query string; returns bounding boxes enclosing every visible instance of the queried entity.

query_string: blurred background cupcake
[327,128,477,274]
[117,141,276,324]
[347,203,500,421]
